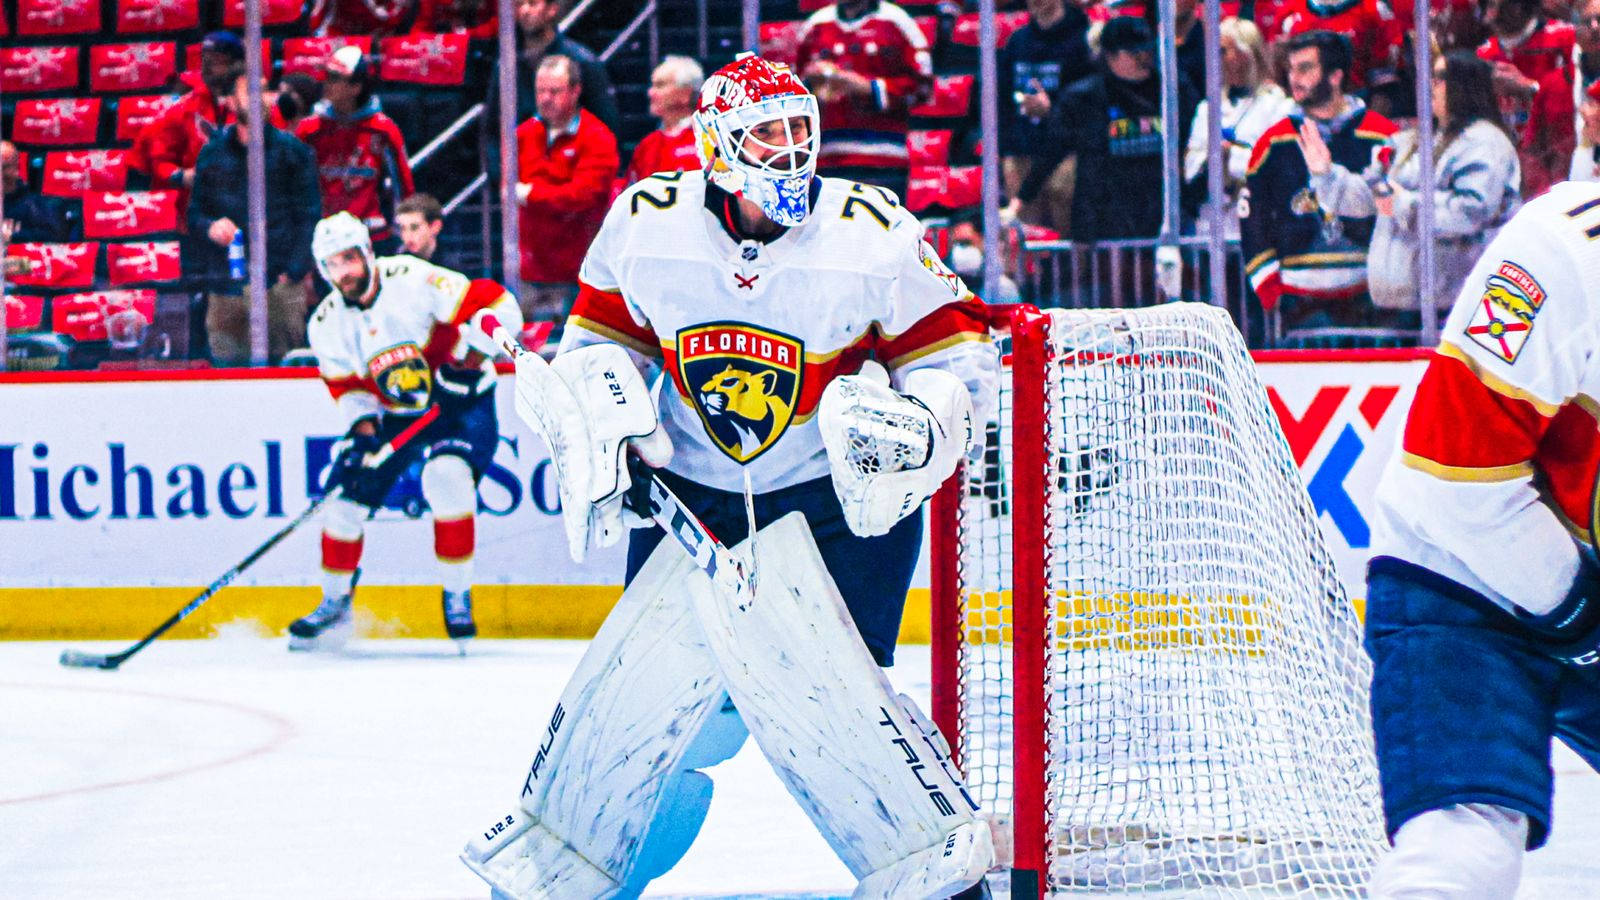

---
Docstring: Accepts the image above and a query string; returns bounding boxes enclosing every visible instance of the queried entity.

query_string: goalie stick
[59,405,442,671]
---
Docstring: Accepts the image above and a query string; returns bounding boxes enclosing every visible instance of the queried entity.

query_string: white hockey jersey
[561,172,1000,494]
[307,254,522,425]
[1372,180,1600,618]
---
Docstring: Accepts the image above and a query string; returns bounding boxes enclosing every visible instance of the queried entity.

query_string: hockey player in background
[1365,180,1600,895]
[461,54,1000,898]
[289,211,523,651]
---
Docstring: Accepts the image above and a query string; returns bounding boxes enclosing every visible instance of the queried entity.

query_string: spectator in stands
[1015,17,1198,243]
[276,72,323,134]
[396,192,445,260]
[296,46,416,255]
[413,0,498,38]
[487,0,619,135]
[625,56,706,184]
[795,0,934,199]
[1478,0,1576,198]
[1569,0,1600,174]
[514,55,618,331]
[314,0,419,37]
[188,74,322,366]
[1241,30,1397,332]
[1367,51,1521,321]
[1144,0,1208,92]
[129,31,245,206]
[1277,0,1405,109]
[1,140,80,244]
[1182,18,1294,238]
[996,0,1094,231]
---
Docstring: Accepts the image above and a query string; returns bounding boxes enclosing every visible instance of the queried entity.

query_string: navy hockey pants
[624,469,922,667]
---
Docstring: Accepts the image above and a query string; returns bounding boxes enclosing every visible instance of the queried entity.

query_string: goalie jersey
[1372,180,1600,620]
[561,172,999,494]
[307,255,521,425]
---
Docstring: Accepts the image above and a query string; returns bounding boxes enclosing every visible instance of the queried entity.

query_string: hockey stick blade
[57,408,439,671]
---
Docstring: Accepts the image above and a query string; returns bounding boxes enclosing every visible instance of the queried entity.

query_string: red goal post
[929,303,1386,898]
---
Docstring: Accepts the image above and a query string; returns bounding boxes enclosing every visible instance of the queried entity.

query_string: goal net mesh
[945,304,1386,896]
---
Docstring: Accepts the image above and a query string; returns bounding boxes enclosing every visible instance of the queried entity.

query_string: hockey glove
[330,421,385,498]
[1514,555,1600,666]
[434,363,484,410]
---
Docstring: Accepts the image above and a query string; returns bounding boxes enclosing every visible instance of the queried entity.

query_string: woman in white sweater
[1181,17,1293,239]
[1367,51,1521,322]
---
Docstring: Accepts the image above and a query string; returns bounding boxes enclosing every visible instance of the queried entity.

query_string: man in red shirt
[412,0,497,38]
[794,0,932,199]
[129,31,245,208]
[295,46,416,253]
[1478,0,1576,198]
[515,54,619,333]
[624,56,705,184]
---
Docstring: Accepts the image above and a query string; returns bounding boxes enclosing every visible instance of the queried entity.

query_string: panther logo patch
[677,323,802,464]
[368,342,432,411]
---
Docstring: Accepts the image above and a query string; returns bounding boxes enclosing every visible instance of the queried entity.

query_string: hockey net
[929,304,1386,897]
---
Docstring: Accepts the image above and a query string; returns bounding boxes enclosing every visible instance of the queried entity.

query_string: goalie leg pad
[684,512,991,893]
[460,539,727,898]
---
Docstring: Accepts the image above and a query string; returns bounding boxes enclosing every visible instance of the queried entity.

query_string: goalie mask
[693,53,820,227]
[312,211,378,304]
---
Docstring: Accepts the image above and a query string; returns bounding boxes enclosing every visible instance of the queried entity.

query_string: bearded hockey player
[1364,181,1600,897]
[291,211,523,652]
[460,54,1001,898]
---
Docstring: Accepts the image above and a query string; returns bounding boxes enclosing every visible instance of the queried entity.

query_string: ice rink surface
[3,636,1597,899]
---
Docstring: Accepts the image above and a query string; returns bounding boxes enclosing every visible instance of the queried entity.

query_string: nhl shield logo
[368,343,433,411]
[677,323,803,463]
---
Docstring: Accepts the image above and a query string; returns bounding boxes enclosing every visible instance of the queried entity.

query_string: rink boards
[0,350,1428,639]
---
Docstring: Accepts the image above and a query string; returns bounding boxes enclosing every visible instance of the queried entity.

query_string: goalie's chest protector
[586,174,929,493]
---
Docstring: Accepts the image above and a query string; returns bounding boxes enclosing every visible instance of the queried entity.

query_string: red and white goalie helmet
[693,53,821,227]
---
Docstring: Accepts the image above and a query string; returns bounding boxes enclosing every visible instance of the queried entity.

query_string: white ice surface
[1,637,1595,899]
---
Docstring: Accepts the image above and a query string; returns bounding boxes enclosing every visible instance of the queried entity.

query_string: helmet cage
[696,93,820,226]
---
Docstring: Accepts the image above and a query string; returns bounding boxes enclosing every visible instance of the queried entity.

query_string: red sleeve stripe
[1437,341,1561,416]
[878,300,991,370]
[1400,346,1551,476]
[323,374,373,401]
[450,278,512,326]
[568,281,659,356]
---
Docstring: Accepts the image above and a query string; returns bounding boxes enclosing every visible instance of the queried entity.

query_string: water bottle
[227,231,246,283]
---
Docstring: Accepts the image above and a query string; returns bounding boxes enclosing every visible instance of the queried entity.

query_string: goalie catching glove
[819,366,976,538]
[508,339,672,563]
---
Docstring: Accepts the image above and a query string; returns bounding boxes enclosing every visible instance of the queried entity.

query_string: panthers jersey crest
[677,322,802,464]
[368,342,432,411]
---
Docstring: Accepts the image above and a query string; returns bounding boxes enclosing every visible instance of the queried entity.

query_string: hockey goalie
[460,54,1002,898]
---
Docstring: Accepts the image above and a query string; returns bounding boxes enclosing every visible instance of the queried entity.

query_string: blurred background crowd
[2,0,1590,367]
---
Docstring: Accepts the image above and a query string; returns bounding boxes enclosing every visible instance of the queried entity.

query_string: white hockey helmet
[312,211,376,291]
[692,53,820,227]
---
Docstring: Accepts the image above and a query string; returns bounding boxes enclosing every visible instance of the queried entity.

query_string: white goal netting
[940,304,1386,896]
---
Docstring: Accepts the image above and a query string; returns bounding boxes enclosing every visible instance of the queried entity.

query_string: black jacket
[1022,66,1199,242]
[996,10,1094,156]
[187,124,321,287]
[3,188,81,243]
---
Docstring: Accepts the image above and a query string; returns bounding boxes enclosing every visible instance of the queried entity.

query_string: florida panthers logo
[368,342,433,411]
[677,323,802,464]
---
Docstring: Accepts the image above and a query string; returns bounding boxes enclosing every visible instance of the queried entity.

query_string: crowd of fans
[6,0,1600,365]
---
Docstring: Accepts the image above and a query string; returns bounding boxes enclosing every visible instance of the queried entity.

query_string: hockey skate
[287,592,354,651]
[443,589,476,653]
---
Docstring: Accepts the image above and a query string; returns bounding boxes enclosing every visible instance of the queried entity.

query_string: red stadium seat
[799,0,830,11]
[907,129,953,167]
[759,21,803,68]
[115,0,202,34]
[379,33,470,86]
[83,191,181,239]
[4,294,46,332]
[17,0,101,36]
[222,0,306,27]
[115,94,181,142]
[53,290,158,344]
[905,165,981,213]
[0,46,82,94]
[8,243,101,289]
[90,42,179,94]
[909,75,973,118]
[951,12,1032,47]
[13,99,103,147]
[42,150,132,196]
[282,36,374,79]
[106,241,183,286]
